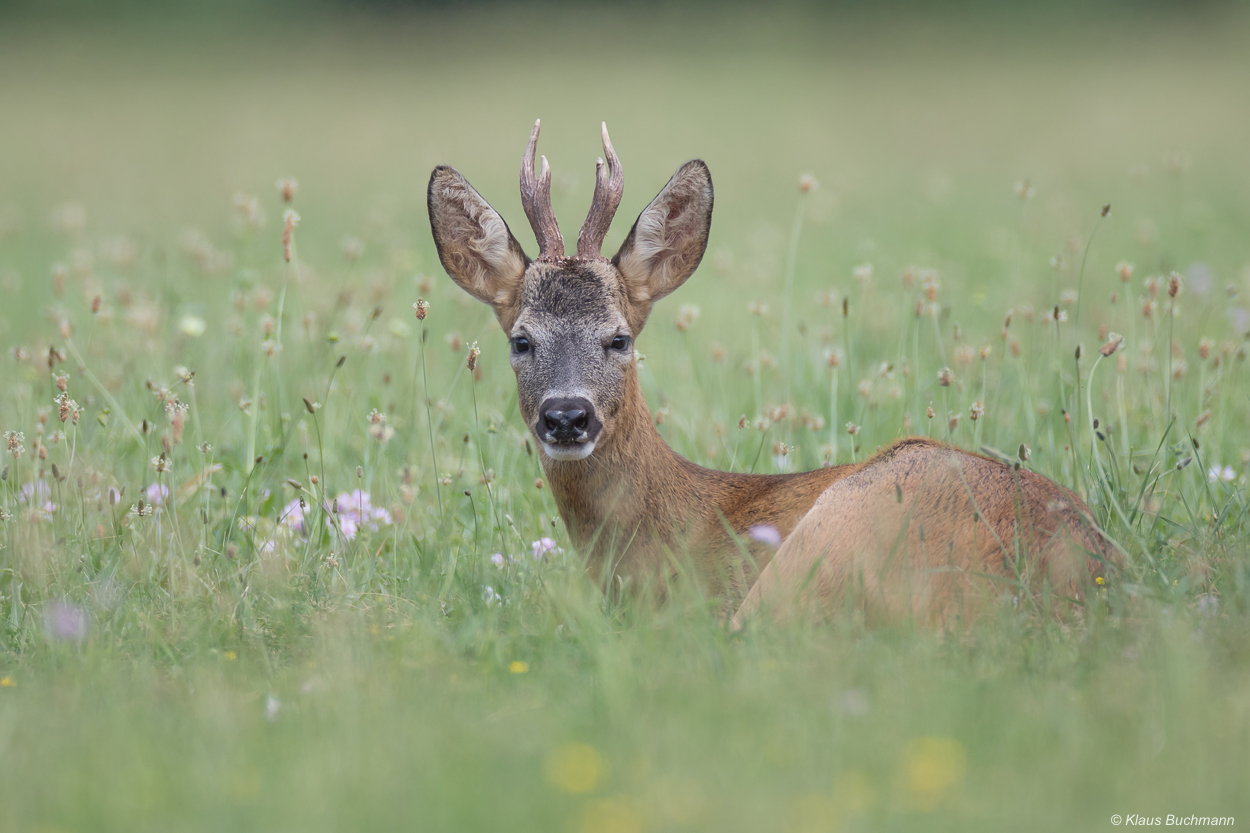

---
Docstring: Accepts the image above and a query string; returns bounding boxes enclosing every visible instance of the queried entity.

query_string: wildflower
[531,537,559,560]
[144,483,170,508]
[1018,443,1031,462]
[56,393,79,424]
[921,269,940,302]
[490,553,505,568]
[748,524,782,547]
[150,454,169,473]
[1117,261,1134,282]
[926,405,935,419]
[845,422,860,436]
[901,737,967,811]
[798,173,818,193]
[674,304,701,331]
[1168,271,1183,298]
[4,431,23,459]
[276,177,299,203]
[280,498,306,533]
[327,490,392,542]
[955,345,975,367]
[367,410,395,443]
[1199,338,1213,360]
[281,209,300,263]
[1208,465,1236,483]
[969,401,984,421]
[341,236,364,262]
[544,743,605,794]
[43,601,89,642]
[1141,299,1157,319]
[446,332,462,352]
[853,263,874,283]
[1099,333,1123,357]
[466,341,480,371]
[413,298,429,320]
[1060,289,1078,307]
[233,192,265,231]
[166,401,188,443]
[948,413,960,432]
[483,585,500,607]
[936,367,954,387]
[19,481,55,515]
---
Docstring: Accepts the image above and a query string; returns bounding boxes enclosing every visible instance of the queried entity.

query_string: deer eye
[510,336,531,355]
[610,335,630,352]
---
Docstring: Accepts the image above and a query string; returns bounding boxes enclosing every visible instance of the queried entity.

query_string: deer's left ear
[612,160,713,321]
[428,165,530,329]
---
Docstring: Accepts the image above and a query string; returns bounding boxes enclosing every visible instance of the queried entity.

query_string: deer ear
[612,160,713,317]
[428,165,529,326]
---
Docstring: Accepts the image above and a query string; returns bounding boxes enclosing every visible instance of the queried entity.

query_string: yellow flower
[545,743,606,794]
[509,661,529,674]
[0,676,14,687]
[224,650,237,661]
[579,796,642,833]
[901,736,967,811]
[1096,576,1105,586]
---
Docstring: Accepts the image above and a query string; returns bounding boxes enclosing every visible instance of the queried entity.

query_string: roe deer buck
[428,120,1115,624]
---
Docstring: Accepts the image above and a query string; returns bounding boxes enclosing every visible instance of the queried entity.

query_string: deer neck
[539,369,694,574]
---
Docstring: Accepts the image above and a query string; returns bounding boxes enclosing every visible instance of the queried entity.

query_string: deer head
[428,120,713,462]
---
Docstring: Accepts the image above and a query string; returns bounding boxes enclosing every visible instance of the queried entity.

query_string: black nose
[539,397,596,443]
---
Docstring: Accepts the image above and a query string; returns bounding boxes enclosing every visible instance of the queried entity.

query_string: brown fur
[427,125,1116,625]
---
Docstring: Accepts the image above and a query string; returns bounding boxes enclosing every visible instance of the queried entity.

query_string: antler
[576,122,624,260]
[519,119,564,261]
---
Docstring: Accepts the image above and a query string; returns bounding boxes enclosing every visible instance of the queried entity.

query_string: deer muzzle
[537,396,601,458]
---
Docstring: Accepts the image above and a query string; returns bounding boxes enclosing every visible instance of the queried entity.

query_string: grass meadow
[2,5,1250,831]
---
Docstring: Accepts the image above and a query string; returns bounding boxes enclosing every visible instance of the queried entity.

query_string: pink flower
[144,483,170,507]
[531,537,559,560]
[280,498,306,533]
[44,601,89,642]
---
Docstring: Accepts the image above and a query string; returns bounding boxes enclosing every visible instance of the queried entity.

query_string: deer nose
[539,397,595,443]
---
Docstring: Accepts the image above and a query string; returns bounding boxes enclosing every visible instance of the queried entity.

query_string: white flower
[747,524,782,547]
[1208,465,1236,483]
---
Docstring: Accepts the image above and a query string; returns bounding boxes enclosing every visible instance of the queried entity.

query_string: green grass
[2,6,1250,831]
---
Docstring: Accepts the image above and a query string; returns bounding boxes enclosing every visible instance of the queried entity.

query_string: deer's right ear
[428,166,529,325]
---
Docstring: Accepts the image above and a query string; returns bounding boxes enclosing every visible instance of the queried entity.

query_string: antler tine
[519,119,564,261]
[576,121,625,259]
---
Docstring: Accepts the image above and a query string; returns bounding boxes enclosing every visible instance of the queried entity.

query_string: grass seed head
[276,177,299,203]
[1168,271,1183,298]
